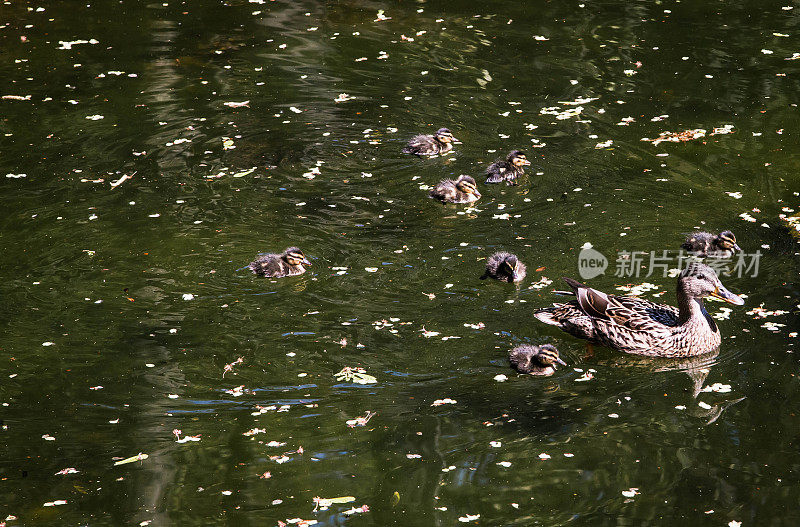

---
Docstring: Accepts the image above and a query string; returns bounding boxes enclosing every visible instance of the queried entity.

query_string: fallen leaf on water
[114,453,149,466]
[342,505,370,515]
[313,496,356,511]
[335,367,377,384]
[346,411,377,427]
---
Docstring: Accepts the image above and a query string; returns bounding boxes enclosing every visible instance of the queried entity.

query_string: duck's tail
[533,307,561,326]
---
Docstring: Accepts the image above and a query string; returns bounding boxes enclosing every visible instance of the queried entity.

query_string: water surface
[1,0,799,525]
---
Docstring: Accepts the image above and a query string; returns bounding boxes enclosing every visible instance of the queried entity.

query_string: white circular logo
[578,247,608,279]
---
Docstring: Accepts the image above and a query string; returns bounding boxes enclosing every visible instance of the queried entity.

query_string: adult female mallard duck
[402,127,460,156]
[248,247,311,278]
[480,252,526,283]
[429,175,481,203]
[681,230,741,258]
[485,150,531,185]
[533,262,744,357]
[508,344,566,376]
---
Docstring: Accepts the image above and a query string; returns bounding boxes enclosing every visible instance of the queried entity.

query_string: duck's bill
[710,285,743,305]
[521,159,531,165]
[555,357,567,367]
[302,258,312,266]
[732,243,742,252]
[451,138,462,144]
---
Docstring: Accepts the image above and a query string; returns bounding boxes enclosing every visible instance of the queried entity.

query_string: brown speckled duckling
[485,150,531,185]
[402,127,460,156]
[533,262,744,357]
[681,230,741,258]
[429,175,481,203]
[249,247,311,278]
[508,344,565,376]
[480,252,526,283]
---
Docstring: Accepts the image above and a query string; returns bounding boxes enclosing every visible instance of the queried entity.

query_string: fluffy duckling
[429,175,481,203]
[480,252,526,283]
[485,150,531,185]
[402,127,461,156]
[681,230,741,258]
[248,247,311,278]
[508,344,566,376]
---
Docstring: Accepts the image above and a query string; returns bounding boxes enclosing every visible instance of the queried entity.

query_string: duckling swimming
[480,252,526,283]
[485,150,531,185]
[429,175,481,203]
[402,127,460,156]
[509,344,566,376]
[248,247,311,278]
[681,230,741,258]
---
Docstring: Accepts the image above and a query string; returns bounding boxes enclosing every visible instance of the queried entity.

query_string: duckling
[429,175,481,203]
[248,247,311,278]
[485,150,531,185]
[480,252,526,283]
[681,230,741,258]
[508,344,566,376]
[402,127,461,156]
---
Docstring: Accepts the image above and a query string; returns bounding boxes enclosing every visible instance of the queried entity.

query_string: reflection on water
[1,0,799,525]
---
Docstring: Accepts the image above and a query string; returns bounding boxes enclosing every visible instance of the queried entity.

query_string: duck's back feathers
[485,161,513,183]
[681,231,716,254]
[402,134,439,155]
[249,253,287,277]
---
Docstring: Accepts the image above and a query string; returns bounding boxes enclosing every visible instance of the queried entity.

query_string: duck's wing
[564,277,677,331]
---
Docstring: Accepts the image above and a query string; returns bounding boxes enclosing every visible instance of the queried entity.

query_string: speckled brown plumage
[485,150,530,185]
[402,127,460,156]
[429,175,481,203]
[508,344,565,376]
[681,230,741,258]
[249,247,311,278]
[534,262,744,357]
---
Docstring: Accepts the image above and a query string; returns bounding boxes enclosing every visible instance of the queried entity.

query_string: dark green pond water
[2,0,800,525]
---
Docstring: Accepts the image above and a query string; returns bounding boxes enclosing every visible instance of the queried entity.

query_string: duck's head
[283,247,312,267]
[435,128,461,144]
[501,254,523,280]
[716,230,741,253]
[508,150,531,167]
[455,175,480,196]
[678,262,743,305]
[535,344,566,367]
